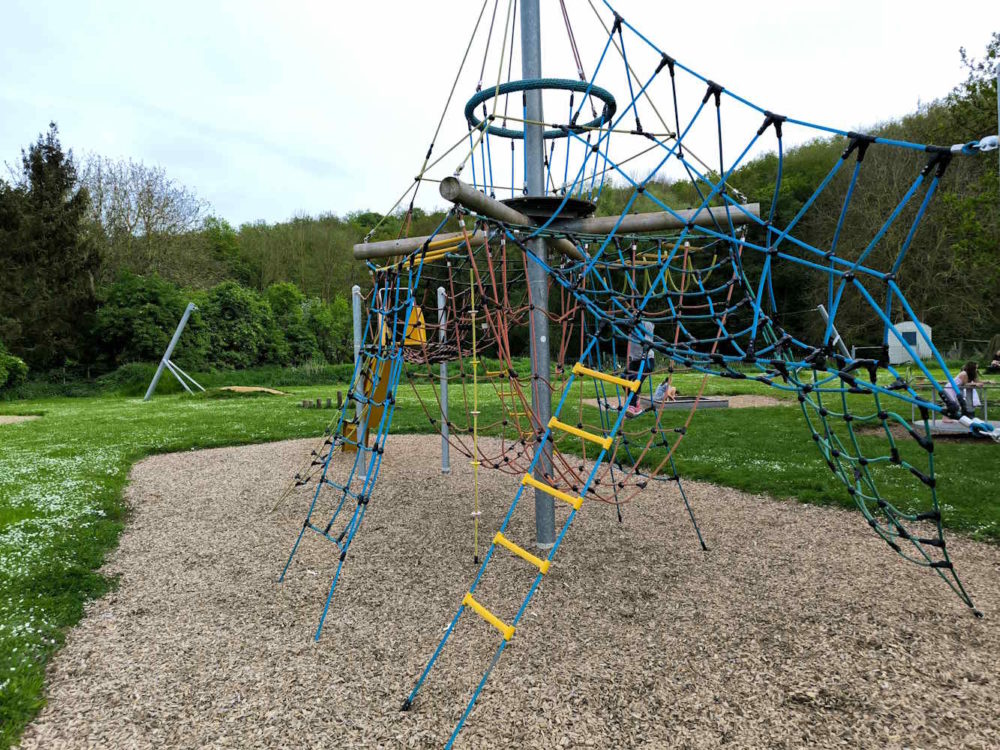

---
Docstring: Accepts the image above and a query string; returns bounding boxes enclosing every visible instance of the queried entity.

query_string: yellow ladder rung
[493,532,550,574]
[462,593,515,641]
[547,417,613,451]
[571,362,641,392]
[521,474,583,511]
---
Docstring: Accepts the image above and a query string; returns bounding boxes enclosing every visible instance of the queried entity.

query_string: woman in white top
[943,361,982,411]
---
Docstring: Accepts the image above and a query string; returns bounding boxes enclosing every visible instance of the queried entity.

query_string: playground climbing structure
[276,1,999,744]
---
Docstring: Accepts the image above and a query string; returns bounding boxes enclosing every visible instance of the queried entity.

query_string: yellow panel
[342,358,393,453]
[404,306,427,346]
[341,421,358,453]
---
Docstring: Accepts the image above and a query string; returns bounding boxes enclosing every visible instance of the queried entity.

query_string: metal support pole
[144,302,197,401]
[352,285,367,480]
[817,304,851,358]
[438,286,450,474]
[521,0,554,550]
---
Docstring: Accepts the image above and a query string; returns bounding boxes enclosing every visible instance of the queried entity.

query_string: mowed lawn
[2,371,999,748]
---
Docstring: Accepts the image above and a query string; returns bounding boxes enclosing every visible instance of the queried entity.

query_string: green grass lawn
[2,369,999,748]
[0,386,340,748]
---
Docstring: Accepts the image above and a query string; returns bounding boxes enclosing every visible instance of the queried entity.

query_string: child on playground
[653,380,678,404]
[624,320,655,417]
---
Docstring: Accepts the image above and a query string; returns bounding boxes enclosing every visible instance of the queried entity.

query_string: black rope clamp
[655,52,676,77]
[921,147,952,178]
[757,111,786,138]
[843,132,876,162]
[611,12,624,35]
[702,81,723,106]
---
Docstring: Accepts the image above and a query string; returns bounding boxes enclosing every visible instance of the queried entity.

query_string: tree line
[0,34,996,393]
[0,128,441,390]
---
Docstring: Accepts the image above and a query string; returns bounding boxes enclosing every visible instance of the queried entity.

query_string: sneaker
[625,404,645,418]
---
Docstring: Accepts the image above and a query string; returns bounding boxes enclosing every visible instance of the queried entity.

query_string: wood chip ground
[18,435,1000,749]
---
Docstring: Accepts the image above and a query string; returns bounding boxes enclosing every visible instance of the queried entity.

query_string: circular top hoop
[465,78,617,140]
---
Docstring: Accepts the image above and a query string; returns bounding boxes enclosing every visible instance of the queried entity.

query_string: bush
[266,282,320,365]
[314,295,353,363]
[93,272,208,369]
[0,340,28,394]
[265,283,354,366]
[197,281,287,369]
[95,362,187,397]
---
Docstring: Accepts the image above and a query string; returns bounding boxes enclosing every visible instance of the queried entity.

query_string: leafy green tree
[265,281,321,365]
[0,123,100,370]
[92,272,208,368]
[204,216,258,287]
[306,294,353,363]
[0,339,28,394]
[79,154,223,289]
[197,281,287,368]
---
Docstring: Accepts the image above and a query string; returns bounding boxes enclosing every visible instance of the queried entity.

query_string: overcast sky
[1,1,996,226]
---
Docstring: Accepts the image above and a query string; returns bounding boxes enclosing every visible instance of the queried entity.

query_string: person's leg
[624,359,646,415]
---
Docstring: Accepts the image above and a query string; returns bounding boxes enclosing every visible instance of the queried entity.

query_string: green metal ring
[464,78,617,140]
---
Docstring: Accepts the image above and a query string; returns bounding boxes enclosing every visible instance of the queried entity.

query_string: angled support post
[817,304,850,359]
[144,302,203,401]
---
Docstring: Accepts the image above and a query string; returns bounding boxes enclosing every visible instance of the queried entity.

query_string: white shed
[888,320,933,364]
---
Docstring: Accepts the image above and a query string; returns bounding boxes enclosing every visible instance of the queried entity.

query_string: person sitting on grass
[652,379,678,404]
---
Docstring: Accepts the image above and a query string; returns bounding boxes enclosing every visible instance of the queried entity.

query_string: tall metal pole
[352,285,367,480]
[144,302,196,402]
[521,0,554,549]
[438,286,450,474]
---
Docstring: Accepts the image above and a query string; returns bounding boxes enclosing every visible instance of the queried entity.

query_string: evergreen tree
[0,123,100,370]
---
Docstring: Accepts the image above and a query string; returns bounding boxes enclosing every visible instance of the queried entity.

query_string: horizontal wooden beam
[352,230,487,260]
[439,177,584,261]
[552,203,760,235]
[351,178,761,261]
